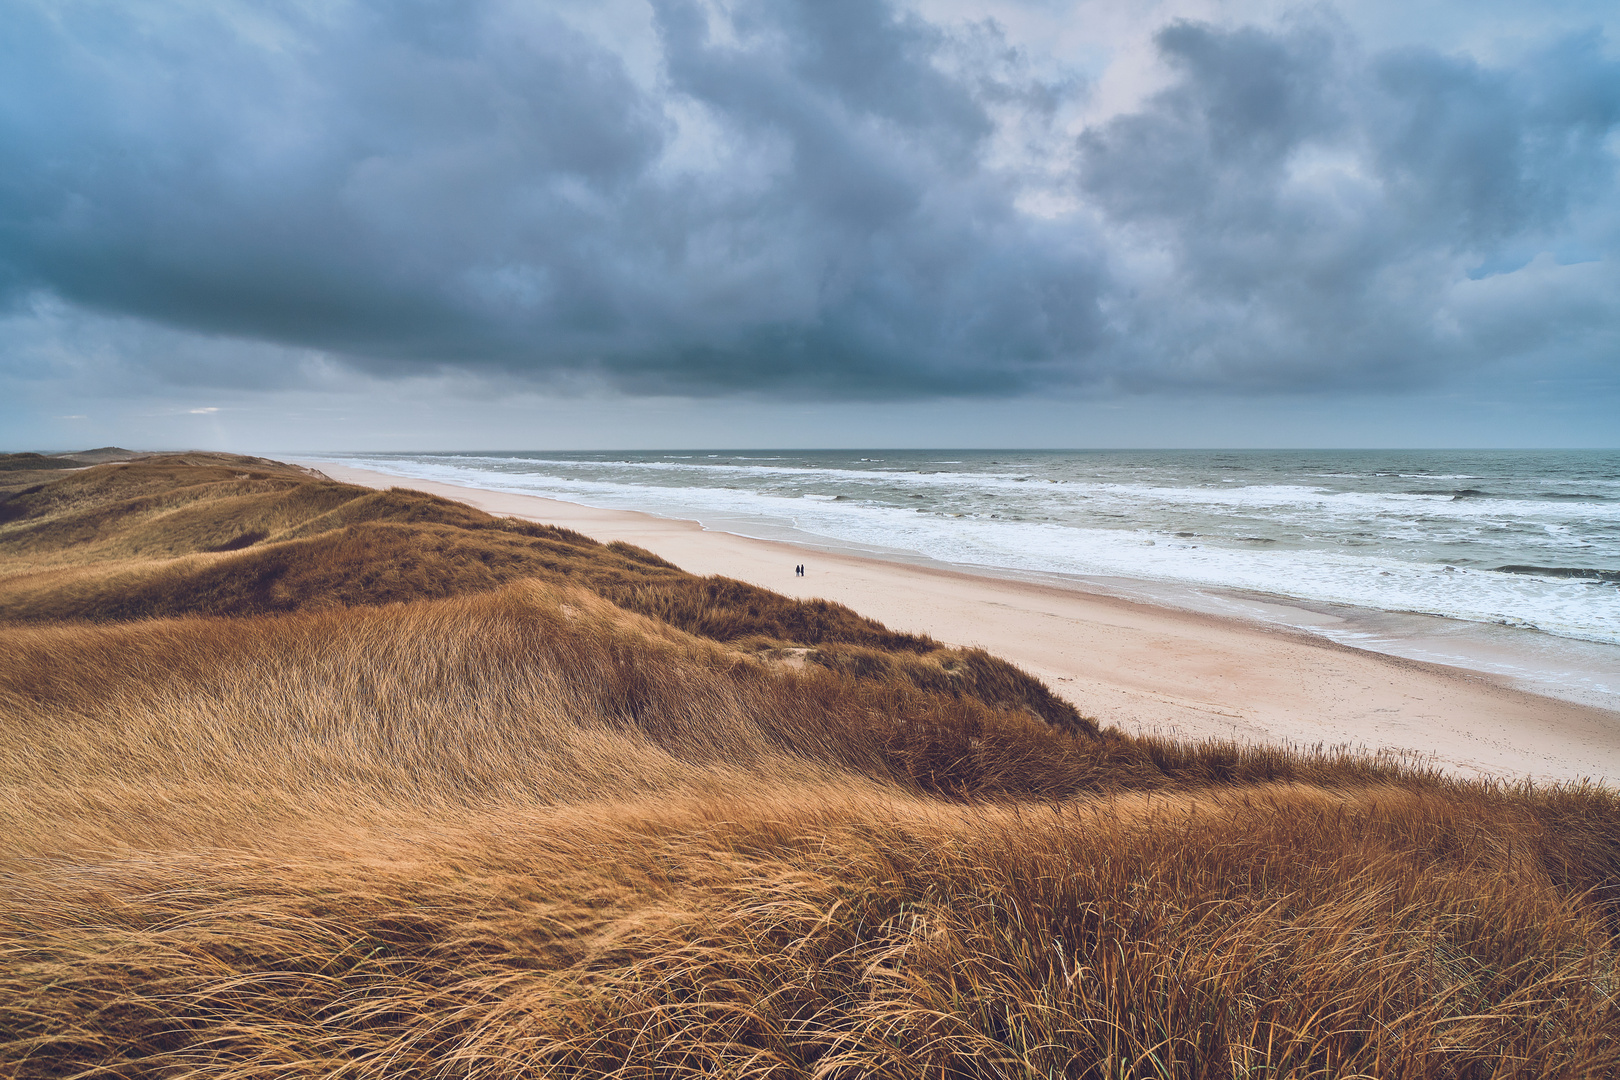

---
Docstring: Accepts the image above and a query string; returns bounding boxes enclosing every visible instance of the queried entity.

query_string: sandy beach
[307,460,1620,785]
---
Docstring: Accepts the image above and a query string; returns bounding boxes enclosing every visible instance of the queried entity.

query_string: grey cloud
[1077,19,1620,391]
[1079,22,1343,220]
[2,1,667,356]
[1,0,1107,396]
[1370,34,1620,247]
[0,1,1616,401]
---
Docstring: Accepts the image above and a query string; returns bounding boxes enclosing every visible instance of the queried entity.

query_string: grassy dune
[1,456,1617,1077]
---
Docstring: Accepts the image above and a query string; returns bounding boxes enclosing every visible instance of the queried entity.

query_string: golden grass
[1,455,1617,1077]
[0,455,1082,732]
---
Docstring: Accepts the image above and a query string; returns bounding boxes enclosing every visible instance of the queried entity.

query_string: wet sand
[305,460,1620,785]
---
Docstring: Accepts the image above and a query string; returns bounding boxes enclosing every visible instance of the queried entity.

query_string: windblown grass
[0,455,1081,732]
[1,455,1616,1077]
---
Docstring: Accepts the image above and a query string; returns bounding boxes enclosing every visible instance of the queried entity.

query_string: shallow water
[324,449,1620,711]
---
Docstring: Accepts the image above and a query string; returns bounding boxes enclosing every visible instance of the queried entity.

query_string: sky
[2,0,1617,451]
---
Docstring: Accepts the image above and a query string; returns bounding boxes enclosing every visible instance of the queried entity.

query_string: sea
[324,449,1620,712]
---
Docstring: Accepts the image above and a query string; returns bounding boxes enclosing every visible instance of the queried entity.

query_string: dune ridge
[1,454,1617,1077]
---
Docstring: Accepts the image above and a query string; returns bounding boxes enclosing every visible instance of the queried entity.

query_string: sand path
[305,461,1620,785]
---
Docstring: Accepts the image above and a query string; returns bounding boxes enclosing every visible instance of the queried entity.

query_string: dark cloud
[0,0,1615,400]
[1077,20,1620,390]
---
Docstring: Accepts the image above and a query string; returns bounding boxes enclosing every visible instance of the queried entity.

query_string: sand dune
[309,461,1620,784]
[7,454,1618,1075]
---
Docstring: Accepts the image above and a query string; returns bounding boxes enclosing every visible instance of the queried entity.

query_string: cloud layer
[1,0,1616,400]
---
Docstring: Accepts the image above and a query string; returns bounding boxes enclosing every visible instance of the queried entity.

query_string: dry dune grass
[1,455,1618,1077]
[0,455,1081,733]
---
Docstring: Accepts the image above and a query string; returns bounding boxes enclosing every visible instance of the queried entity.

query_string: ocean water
[325,449,1620,710]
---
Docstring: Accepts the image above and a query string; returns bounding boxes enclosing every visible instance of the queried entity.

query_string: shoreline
[302,459,1620,785]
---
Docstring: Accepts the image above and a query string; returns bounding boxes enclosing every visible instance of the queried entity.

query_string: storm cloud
[1079,20,1620,390]
[1,0,1616,400]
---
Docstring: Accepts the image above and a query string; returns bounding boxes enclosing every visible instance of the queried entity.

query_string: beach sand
[307,460,1620,785]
